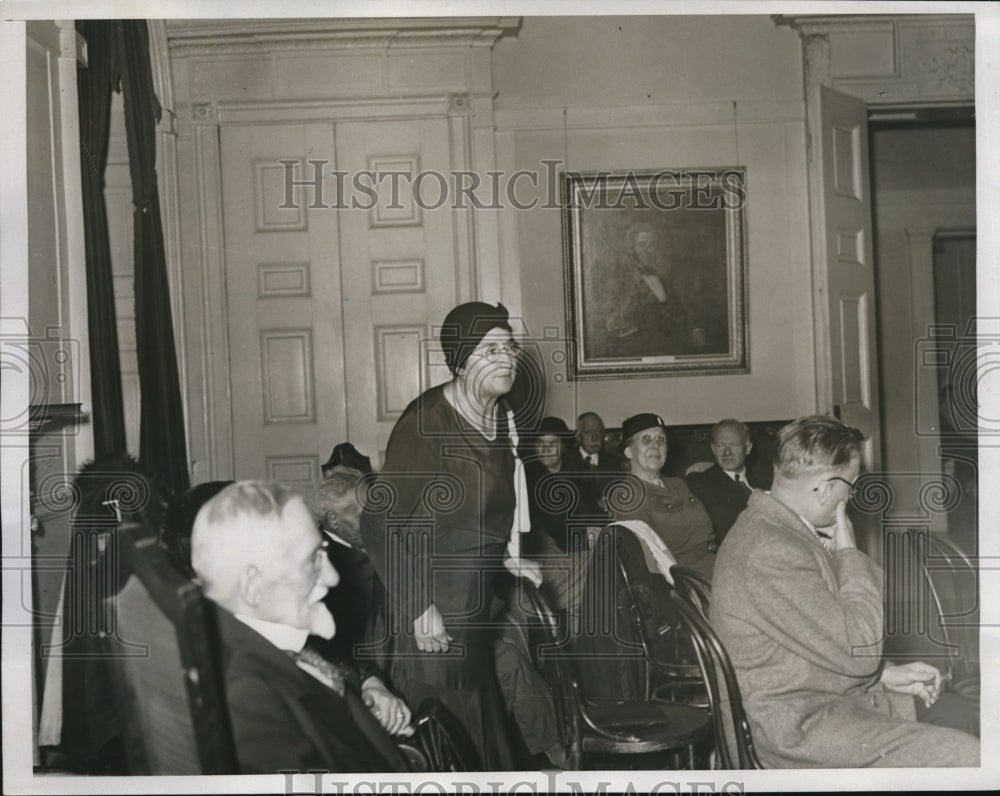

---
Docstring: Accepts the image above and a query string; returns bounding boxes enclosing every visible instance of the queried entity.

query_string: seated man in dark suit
[191,480,412,774]
[561,411,622,525]
[564,411,625,473]
[685,418,770,545]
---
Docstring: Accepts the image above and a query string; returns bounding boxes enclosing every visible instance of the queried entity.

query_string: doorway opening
[868,112,976,543]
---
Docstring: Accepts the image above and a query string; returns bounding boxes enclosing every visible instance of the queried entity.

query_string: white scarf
[606,519,679,585]
[506,409,531,559]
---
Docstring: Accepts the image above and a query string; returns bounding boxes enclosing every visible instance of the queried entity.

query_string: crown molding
[166,17,522,55]
[773,13,973,37]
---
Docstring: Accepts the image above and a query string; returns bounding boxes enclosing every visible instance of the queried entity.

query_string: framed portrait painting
[562,168,748,379]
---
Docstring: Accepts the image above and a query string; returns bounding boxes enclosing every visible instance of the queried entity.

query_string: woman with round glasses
[613,412,718,580]
[360,301,537,769]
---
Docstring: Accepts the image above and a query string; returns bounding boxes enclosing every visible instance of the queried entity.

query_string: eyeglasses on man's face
[814,475,857,498]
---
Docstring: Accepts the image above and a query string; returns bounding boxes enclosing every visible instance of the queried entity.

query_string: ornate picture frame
[562,168,748,379]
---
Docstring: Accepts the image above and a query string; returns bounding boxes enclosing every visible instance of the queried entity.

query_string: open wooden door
[817,85,881,470]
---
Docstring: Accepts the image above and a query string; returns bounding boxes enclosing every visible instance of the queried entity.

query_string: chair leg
[567,738,582,771]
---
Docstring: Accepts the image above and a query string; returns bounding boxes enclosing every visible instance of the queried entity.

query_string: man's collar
[796,514,834,553]
[322,528,353,549]
[722,467,747,482]
[235,613,309,653]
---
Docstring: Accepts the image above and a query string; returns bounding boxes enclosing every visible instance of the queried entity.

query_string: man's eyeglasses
[814,475,857,498]
[476,341,521,361]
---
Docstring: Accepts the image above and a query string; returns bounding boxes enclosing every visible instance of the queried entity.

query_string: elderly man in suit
[191,480,412,774]
[712,416,979,768]
[561,412,621,525]
[685,418,770,544]
[565,411,623,473]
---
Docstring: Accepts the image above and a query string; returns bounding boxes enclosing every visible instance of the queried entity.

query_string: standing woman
[360,302,539,770]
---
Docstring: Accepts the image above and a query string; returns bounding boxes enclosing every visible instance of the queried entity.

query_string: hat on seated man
[191,480,411,774]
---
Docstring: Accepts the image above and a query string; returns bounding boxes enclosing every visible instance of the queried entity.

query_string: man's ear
[239,564,264,607]
[745,441,754,456]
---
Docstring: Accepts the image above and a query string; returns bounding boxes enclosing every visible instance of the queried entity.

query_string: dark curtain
[76,20,127,459]
[116,20,190,495]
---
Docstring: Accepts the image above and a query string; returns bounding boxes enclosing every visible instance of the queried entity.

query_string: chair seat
[580,699,711,754]
[652,677,709,708]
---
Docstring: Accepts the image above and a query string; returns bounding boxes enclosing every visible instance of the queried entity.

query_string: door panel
[820,86,881,469]
[220,123,346,481]
[334,117,459,465]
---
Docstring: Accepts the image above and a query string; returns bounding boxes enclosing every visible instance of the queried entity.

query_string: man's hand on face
[829,499,856,552]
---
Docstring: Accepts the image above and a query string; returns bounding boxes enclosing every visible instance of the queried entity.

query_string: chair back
[906,530,980,696]
[407,697,482,772]
[571,527,655,700]
[667,593,762,769]
[519,582,585,766]
[670,565,713,618]
[101,523,237,774]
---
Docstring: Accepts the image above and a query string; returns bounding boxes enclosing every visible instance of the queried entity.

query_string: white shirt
[322,528,354,549]
[235,613,344,692]
[796,514,834,555]
[235,613,309,654]
[579,447,599,466]
[724,468,749,484]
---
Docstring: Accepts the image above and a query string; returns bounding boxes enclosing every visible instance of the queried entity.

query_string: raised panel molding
[258,262,311,298]
[832,122,862,199]
[260,329,315,424]
[372,259,425,294]
[368,155,421,227]
[835,228,866,267]
[266,455,318,484]
[374,326,426,420]
[255,159,308,232]
[839,294,872,409]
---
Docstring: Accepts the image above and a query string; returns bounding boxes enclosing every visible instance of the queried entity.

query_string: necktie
[294,646,345,696]
[292,647,406,770]
[588,454,597,469]
[735,473,750,492]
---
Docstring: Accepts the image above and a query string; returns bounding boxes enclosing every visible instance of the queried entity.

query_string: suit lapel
[216,609,407,772]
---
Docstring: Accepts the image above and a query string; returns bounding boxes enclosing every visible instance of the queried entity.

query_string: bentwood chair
[908,530,980,705]
[667,592,763,770]
[520,582,712,770]
[669,565,713,619]
[574,526,702,703]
